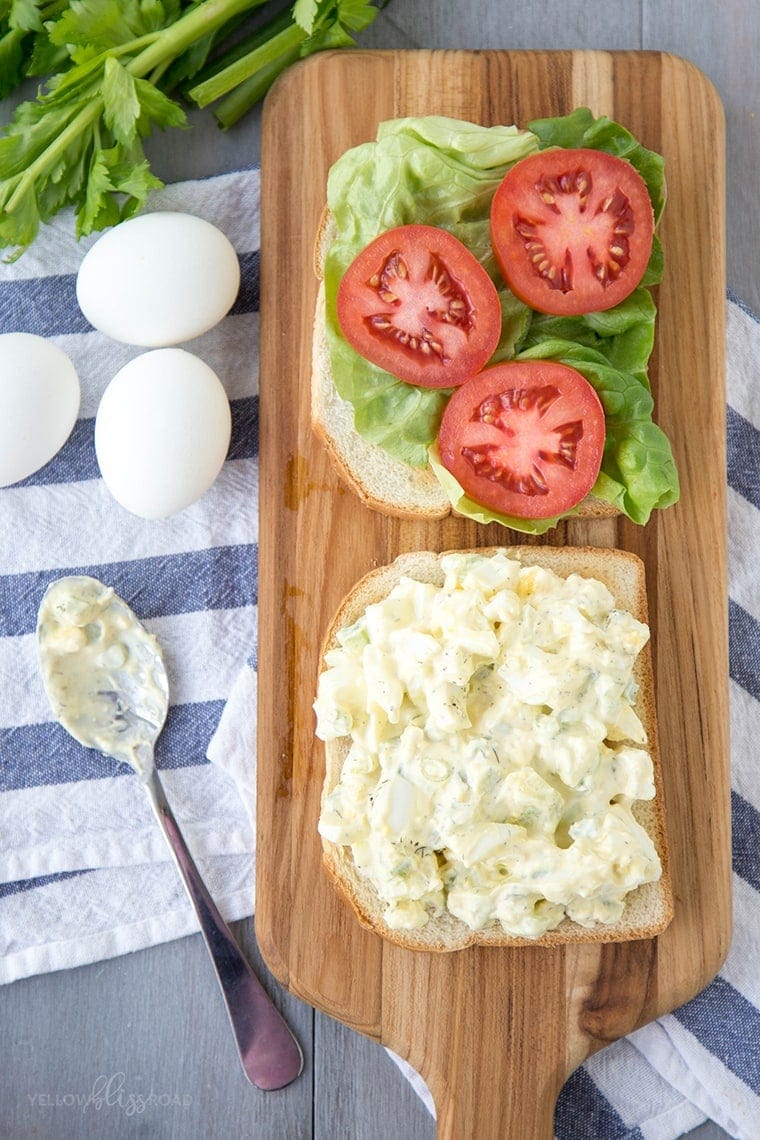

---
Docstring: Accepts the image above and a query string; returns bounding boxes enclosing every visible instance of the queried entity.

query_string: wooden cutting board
[257,51,729,1138]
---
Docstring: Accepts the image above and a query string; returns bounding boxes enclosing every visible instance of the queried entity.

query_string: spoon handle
[143,768,303,1090]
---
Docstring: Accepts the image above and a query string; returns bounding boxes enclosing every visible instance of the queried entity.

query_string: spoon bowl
[37,576,168,774]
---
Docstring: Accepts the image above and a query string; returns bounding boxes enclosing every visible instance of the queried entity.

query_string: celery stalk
[213,44,302,127]
[188,21,305,107]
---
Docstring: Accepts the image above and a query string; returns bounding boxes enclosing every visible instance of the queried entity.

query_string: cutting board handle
[393,947,566,1140]
[434,1078,557,1140]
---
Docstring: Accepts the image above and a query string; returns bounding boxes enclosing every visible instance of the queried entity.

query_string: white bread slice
[311,211,619,523]
[318,546,672,951]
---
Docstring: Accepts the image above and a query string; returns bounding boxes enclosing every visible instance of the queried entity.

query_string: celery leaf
[293,0,318,34]
[102,56,140,145]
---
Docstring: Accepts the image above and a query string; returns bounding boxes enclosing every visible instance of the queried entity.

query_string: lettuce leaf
[323,116,539,466]
[641,235,665,287]
[520,287,656,387]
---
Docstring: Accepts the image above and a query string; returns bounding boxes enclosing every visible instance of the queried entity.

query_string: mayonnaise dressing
[37,576,168,776]
[315,552,661,938]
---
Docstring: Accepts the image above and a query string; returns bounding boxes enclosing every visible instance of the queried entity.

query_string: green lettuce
[520,287,656,387]
[324,116,539,466]
[324,110,678,528]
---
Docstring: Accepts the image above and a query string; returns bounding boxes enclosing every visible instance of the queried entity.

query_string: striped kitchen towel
[1,165,758,1138]
[0,169,261,982]
[391,295,760,1137]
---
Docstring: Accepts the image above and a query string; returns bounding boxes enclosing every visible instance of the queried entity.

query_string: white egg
[76,212,241,346]
[94,348,232,519]
[0,333,80,487]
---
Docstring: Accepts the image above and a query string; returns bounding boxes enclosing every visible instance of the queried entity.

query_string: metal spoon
[36,575,303,1091]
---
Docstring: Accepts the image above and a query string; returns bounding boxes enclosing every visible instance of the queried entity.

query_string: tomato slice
[438,361,605,518]
[336,224,502,388]
[490,149,654,316]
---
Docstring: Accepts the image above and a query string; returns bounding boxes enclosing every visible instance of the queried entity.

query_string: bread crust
[317,547,673,951]
[312,210,620,525]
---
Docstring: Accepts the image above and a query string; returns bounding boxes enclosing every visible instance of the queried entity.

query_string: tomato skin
[336,224,502,388]
[490,149,654,316]
[438,361,605,519]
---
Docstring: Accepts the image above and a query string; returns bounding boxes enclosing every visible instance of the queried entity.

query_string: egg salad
[315,551,662,939]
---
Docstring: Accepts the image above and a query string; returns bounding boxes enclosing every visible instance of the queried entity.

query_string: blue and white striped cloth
[0,168,758,1137]
[0,170,260,981]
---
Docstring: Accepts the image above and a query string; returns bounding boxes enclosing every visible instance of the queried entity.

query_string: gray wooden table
[1,3,753,1138]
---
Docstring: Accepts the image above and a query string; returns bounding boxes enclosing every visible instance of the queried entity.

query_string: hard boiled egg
[76,212,241,346]
[0,333,80,487]
[95,349,231,518]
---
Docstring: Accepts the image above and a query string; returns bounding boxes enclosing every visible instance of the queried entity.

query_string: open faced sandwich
[314,547,672,950]
[312,110,679,534]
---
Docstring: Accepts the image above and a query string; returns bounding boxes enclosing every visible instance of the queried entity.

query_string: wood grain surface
[258,50,729,1139]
